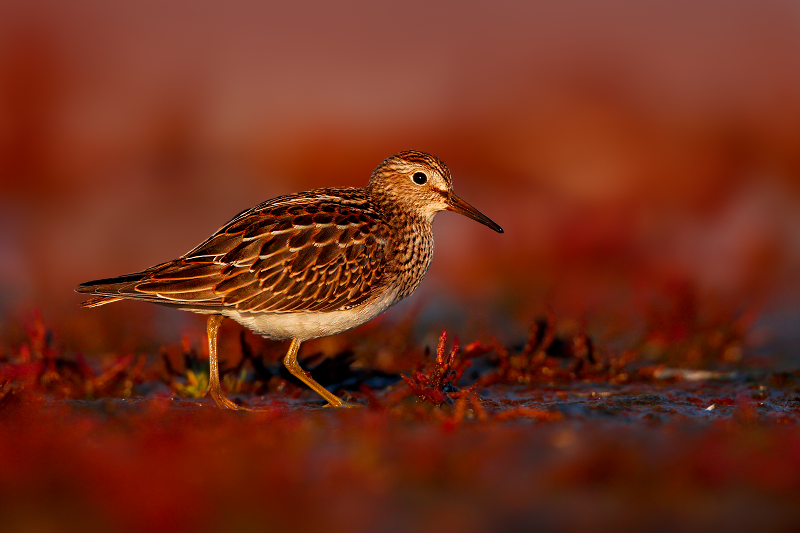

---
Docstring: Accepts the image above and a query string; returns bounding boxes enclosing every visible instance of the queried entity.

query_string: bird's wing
[77,189,393,313]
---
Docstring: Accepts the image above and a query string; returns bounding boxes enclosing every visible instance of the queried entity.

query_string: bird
[76,150,503,409]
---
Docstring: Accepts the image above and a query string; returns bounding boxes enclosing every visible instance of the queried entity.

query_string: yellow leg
[284,338,353,408]
[205,315,250,410]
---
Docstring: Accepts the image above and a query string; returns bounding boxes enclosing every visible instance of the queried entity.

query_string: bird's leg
[205,314,249,410]
[283,338,354,408]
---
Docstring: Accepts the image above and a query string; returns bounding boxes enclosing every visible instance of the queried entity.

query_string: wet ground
[4,381,800,533]
[2,317,800,533]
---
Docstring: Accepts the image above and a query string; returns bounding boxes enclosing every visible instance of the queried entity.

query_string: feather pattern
[77,188,395,313]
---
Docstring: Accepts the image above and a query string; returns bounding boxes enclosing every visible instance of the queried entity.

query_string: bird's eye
[412,172,427,185]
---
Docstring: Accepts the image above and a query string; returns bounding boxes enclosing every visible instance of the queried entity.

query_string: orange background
[1,0,799,357]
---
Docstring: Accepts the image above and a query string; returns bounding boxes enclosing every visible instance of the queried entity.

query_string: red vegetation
[0,312,145,400]
[401,331,478,406]
[3,311,800,532]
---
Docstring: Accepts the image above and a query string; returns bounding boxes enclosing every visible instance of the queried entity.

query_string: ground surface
[2,314,800,533]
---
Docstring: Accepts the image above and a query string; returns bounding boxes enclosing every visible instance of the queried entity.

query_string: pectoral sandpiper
[77,150,503,408]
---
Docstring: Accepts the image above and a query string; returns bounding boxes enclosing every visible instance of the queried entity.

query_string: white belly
[220,287,401,341]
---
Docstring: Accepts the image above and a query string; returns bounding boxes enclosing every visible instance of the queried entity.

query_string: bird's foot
[324,395,359,409]
[207,388,253,411]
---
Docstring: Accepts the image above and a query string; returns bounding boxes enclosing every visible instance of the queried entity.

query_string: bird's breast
[391,226,435,301]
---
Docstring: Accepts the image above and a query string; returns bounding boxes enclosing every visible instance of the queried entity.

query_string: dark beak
[446,192,504,233]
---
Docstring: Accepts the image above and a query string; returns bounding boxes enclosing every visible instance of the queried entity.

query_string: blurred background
[1,0,799,365]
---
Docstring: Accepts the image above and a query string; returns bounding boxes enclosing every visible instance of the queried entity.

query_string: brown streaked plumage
[77,150,503,408]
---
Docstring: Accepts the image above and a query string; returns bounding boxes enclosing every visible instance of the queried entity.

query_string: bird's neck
[368,187,432,232]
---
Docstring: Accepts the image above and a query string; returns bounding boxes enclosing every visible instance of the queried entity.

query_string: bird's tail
[75,271,149,307]
[76,261,223,309]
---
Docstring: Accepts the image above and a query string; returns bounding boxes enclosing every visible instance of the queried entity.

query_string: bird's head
[367,150,503,233]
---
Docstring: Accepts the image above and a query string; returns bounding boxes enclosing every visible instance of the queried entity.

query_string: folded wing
[76,189,391,313]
